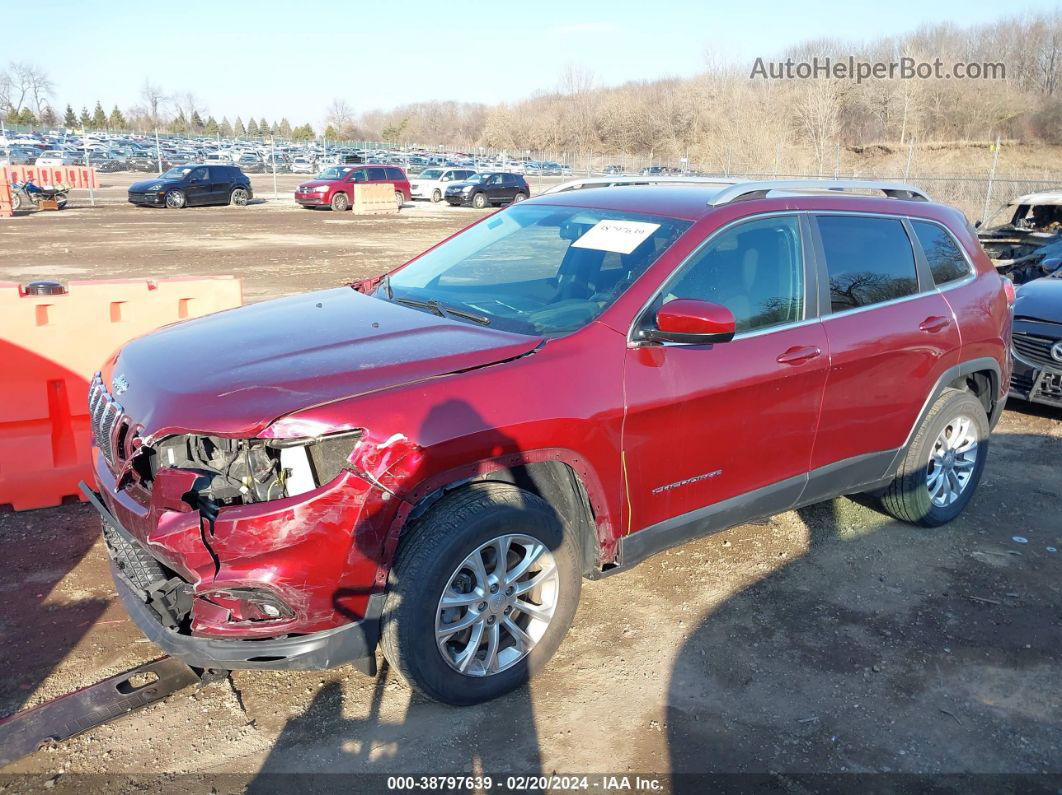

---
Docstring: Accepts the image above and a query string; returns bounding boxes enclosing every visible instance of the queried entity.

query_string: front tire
[431,188,442,203]
[879,388,989,526]
[164,190,186,209]
[330,192,349,211]
[10,192,21,212]
[472,192,488,209]
[381,483,580,706]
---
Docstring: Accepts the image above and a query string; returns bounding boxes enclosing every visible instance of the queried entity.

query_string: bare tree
[140,79,167,127]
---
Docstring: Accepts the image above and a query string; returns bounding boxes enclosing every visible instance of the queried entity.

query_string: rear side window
[817,216,918,313]
[911,221,972,286]
[368,167,388,181]
[385,167,405,181]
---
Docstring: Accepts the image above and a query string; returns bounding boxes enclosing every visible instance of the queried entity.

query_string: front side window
[911,220,972,286]
[382,205,691,335]
[817,216,918,313]
[318,166,354,180]
[660,216,805,333]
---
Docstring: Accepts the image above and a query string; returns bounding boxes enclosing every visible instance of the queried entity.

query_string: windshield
[317,166,354,180]
[417,168,443,180]
[160,166,194,179]
[463,174,488,184]
[380,204,691,335]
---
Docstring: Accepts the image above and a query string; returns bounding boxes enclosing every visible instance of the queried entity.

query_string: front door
[622,214,828,542]
[184,167,210,205]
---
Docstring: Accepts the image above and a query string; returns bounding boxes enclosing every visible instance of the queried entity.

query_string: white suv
[410,167,477,202]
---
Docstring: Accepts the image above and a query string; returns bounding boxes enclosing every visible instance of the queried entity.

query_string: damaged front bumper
[81,482,384,674]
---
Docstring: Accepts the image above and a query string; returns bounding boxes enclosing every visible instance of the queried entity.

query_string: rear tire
[395,191,404,209]
[381,482,580,706]
[512,192,527,203]
[472,192,488,209]
[11,192,21,212]
[879,388,989,527]
[330,192,349,211]
[55,192,68,209]
[229,187,249,206]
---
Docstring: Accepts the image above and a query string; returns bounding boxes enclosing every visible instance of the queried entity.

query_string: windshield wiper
[393,296,491,325]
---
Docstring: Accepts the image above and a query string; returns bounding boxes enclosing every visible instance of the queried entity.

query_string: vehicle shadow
[666,434,1062,783]
[248,398,552,789]
[0,342,108,719]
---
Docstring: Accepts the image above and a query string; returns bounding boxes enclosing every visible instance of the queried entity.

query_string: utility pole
[155,128,162,175]
[271,136,278,200]
[981,135,1002,226]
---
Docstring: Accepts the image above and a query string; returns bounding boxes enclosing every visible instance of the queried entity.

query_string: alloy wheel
[435,534,559,677]
[926,414,978,507]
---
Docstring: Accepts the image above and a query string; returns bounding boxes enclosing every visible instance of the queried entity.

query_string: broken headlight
[147,430,362,507]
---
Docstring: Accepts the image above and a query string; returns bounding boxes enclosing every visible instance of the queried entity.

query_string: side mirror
[642,299,736,345]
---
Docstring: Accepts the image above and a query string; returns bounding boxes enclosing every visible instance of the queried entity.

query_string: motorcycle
[10,179,69,212]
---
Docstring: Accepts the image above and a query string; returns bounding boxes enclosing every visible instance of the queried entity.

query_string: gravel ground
[0,178,1059,788]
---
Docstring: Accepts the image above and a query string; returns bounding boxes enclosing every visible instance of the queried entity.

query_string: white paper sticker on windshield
[572,220,661,254]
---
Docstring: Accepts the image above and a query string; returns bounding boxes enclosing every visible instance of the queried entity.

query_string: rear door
[208,167,231,202]
[804,213,962,500]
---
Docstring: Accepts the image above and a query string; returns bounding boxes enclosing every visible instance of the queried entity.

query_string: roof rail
[540,175,738,195]
[708,179,930,205]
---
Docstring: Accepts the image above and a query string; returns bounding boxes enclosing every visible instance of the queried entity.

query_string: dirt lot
[0,178,1059,789]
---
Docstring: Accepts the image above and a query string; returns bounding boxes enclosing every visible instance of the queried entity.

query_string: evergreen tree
[233,116,246,137]
[190,110,204,131]
[170,110,188,133]
[109,105,126,129]
[41,106,58,128]
[279,118,292,137]
[4,109,18,125]
[205,116,219,136]
[324,124,338,139]
[291,123,316,141]
[17,107,37,126]
[63,104,77,128]
[79,106,91,128]
[92,101,107,128]
[220,116,233,137]
[247,118,259,137]
[258,117,269,136]
[270,120,279,136]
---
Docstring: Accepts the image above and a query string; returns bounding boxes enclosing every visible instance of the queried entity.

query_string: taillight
[1002,276,1016,306]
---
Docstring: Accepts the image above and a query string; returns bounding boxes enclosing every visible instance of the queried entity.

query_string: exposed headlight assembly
[147,430,362,509]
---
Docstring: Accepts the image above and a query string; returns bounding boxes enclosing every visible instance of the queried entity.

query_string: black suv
[128,164,253,209]
[444,172,529,208]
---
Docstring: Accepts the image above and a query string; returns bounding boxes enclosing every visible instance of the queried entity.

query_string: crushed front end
[83,373,416,675]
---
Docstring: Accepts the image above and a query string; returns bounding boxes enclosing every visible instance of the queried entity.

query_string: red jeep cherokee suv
[83,179,1011,705]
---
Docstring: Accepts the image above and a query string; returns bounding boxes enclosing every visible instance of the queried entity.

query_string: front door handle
[919,316,952,333]
[776,345,823,365]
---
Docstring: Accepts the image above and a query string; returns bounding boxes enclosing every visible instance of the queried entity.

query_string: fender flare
[379,448,617,583]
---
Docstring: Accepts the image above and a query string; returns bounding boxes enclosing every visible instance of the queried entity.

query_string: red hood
[102,287,542,441]
[296,180,335,190]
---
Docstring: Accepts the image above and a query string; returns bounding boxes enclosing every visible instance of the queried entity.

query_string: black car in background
[128,164,252,208]
[1010,272,1062,409]
[444,172,529,208]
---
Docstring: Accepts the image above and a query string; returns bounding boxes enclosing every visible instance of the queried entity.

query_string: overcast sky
[13,0,1059,126]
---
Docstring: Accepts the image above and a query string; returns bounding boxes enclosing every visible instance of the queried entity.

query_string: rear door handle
[776,345,823,365]
[919,316,952,333]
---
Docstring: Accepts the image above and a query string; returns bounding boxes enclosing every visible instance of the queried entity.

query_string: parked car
[290,156,316,174]
[409,167,478,202]
[444,172,529,208]
[127,154,160,172]
[236,153,265,173]
[1009,271,1062,408]
[127,164,252,208]
[294,164,410,211]
[84,179,1010,706]
[36,150,81,167]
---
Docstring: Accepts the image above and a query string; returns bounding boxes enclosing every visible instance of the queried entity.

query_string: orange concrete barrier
[0,277,242,511]
[1,165,99,190]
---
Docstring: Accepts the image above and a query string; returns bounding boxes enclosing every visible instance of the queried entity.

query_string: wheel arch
[387,452,615,579]
[886,356,1003,477]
